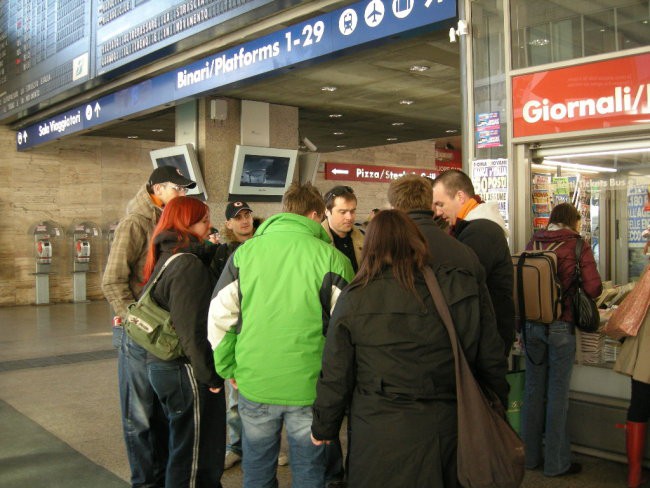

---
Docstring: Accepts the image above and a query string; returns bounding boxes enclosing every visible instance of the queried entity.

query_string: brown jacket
[321,219,364,267]
[614,311,650,384]
[101,185,161,317]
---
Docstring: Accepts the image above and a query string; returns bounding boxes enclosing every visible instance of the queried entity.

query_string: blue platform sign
[16,0,456,150]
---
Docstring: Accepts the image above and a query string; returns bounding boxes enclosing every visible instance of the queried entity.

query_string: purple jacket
[526,228,603,324]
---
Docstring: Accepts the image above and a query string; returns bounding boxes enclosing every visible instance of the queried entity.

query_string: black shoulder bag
[572,238,600,333]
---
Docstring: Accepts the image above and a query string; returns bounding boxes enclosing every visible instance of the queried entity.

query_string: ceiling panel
[87,29,462,152]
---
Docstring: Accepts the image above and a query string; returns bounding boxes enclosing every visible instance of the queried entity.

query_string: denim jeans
[521,321,576,476]
[119,329,168,487]
[226,382,242,456]
[239,393,326,488]
[147,358,226,488]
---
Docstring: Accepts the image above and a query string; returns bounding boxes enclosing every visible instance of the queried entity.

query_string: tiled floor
[0,301,633,487]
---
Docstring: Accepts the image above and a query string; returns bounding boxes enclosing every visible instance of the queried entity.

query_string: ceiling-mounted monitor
[228,145,298,201]
[149,144,208,200]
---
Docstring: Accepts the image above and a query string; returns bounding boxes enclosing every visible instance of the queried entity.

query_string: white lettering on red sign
[522,84,650,124]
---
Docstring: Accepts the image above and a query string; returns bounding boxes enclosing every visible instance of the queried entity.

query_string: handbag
[422,267,525,488]
[572,238,600,333]
[125,253,187,361]
[603,265,650,339]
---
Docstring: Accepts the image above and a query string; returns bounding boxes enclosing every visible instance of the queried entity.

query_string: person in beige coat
[614,310,650,487]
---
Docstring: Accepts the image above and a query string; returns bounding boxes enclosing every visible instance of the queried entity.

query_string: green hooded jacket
[208,212,354,405]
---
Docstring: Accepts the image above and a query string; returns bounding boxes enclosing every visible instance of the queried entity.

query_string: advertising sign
[471,158,509,225]
[16,0,456,150]
[325,162,440,182]
[512,52,650,138]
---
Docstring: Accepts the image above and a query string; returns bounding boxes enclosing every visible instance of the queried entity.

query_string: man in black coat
[388,174,507,369]
[432,169,515,357]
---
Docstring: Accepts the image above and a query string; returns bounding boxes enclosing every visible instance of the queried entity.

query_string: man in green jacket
[208,182,354,488]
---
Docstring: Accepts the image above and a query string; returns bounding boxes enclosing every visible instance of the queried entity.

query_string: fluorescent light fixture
[542,159,617,173]
[531,163,599,175]
[321,86,337,92]
[549,148,650,159]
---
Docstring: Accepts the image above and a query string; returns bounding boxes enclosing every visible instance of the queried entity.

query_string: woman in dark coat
[141,196,226,487]
[311,209,508,488]
[522,203,602,477]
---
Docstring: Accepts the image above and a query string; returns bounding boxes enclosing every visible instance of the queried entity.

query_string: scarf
[456,195,482,221]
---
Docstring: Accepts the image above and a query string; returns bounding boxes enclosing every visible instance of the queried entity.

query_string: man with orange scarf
[432,169,515,357]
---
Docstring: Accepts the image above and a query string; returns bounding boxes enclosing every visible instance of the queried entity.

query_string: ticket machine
[70,222,101,302]
[31,221,63,304]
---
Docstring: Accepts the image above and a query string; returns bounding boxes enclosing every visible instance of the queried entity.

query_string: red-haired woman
[311,210,507,487]
[141,196,225,487]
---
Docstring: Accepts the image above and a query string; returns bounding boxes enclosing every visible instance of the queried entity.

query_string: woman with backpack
[140,195,226,487]
[521,202,602,477]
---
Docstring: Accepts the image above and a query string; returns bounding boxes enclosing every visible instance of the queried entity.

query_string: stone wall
[0,126,166,306]
[0,123,444,306]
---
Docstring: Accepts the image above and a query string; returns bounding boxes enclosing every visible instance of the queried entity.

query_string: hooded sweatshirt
[207,212,354,405]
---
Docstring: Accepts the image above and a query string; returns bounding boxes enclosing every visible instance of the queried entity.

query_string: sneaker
[224,451,242,470]
[278,452,289,466]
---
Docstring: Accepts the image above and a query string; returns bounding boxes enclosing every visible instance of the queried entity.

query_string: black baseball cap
[148,166,196,189]
[226,201,253,220]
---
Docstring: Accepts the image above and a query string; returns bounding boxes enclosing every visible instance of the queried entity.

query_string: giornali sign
[512,53,650,138]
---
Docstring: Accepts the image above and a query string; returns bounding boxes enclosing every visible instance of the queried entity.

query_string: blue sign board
[16,0,456,150]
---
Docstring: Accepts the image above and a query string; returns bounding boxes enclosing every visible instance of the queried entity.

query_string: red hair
[142,196,209,282]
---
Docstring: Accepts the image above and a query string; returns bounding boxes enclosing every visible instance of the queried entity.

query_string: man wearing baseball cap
[211,200,255,471]
[102,164,196,487]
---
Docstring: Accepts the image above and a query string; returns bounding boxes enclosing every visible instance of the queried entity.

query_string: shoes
[278,452,289,466]
[553,463,582,477]
[224,451,242,470]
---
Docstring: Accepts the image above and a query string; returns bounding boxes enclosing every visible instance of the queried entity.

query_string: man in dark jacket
[388,174,506,366]
[432,169,515,356]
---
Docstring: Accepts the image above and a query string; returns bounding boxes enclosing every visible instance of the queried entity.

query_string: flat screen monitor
[228,145,298,200]
[149,144,208,200]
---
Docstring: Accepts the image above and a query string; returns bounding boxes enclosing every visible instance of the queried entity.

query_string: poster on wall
[471,159,509,227]
[475,112,502,149]
[628,184,650,278]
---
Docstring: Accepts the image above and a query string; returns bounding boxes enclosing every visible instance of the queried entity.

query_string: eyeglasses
[166,184,188,193]
[325,186,354,203]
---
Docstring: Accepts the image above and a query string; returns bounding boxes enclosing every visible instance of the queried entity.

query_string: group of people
[102,163,615,488]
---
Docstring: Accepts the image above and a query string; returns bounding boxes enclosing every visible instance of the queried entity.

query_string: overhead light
[127,135,139,139]
[531,163,600,175]
[399,99,414,105]
[151,129,164,132]
[409,65,430,72]
[542,159,617,173]
[386,137,398,141]
[548,148,650,159]
[329,114,343,118]
[391,122,404,126]
[333,131,344,135]
[321,86,337,92]
[336,145,347,148]
[445,129,458,134]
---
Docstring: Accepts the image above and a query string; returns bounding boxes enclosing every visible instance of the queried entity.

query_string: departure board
[0,0,93,121]
[96,0,275,76]
[0,0,279,123]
